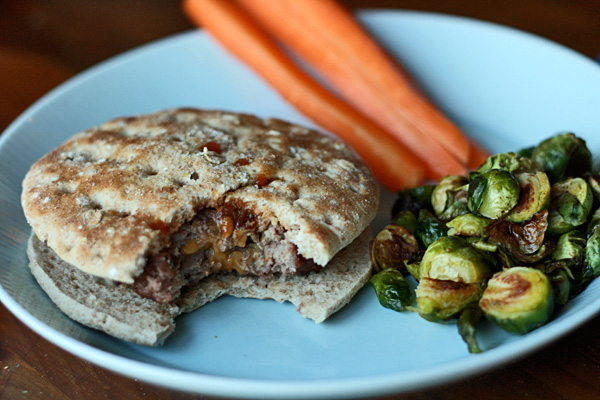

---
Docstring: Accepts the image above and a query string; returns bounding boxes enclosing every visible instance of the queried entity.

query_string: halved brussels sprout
[477,152,542,174]
[479,267,554,334]
[540,262,574,305]
[416,277,484,322]
[371,224,419,272]
[431,175,469,221]
[370,269,414,312]
[416,209,448,248]
[547,177,594,235]
[420,236,493,283]
[468,169,520,219]
[486,210,549,259]
[587,173,600,201]
[552,230,586,265]
[447,213,490,237]
[531,133,592,182]
[504,171,551,223]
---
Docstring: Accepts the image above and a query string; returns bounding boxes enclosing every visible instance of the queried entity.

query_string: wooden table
[1,1,599,399]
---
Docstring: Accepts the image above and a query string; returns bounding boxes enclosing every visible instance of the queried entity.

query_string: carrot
[182,0,426,190]
[235,0,482,178]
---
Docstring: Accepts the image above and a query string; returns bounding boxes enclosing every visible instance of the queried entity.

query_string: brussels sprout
[416,209,448,248]
[370,269,414,312]
[531,133,592,182]
[447,213,490,237]
[392,209,418,234]
[504,172,551,223]
[468,169,520,219]
[371,224,419,272]
[392,184,435,217]
[552,230,586,265]
[477,152,542,174]
[405,261,421,281]
[486,210,549,258]
[517,146,535,159]
[420,236,493,283]
[431,175,469,221]
[416,277,484,322]
[547,177,594,235]
[588,208,600,234]
[540,262,573,305]
[479,267,554,334]
[583,224,600,281]
[467,238,498,253]
[457,303,483,354]
[587,173,600,201]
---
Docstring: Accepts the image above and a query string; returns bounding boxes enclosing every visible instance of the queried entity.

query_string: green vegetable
[477,152,542,174]
[370,224,419,273]
[416,277,484,322]
[552,230,586,265]
[457,303,483,354]
[446,213,490,237]
[479,267,554,334]
[468,169,520,219]
[416,209,448,248]
[392,209,417,234]
[370,269,413,312]
[548,177,594,235]
[431,175,469,221]
[504,171,551,223]
[531,132,592,182]
[583,224,600,281]
[419,236,493,284]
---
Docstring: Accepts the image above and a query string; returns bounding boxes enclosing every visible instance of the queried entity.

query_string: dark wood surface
[1,1,600,399]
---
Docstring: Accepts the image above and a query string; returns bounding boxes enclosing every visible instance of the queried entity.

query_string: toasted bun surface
[21,109,378,283]
[28,228,372,346]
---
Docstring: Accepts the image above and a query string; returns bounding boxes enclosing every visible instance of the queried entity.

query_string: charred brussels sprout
[416,278,484,322]
[479,267,554,334]
[504,172,551,223]
[420,236,493,283]
[416,209,448,248]
[431,175,469,221]
[370,269,413,312]
[371,224,419,273]
[486,210,549,261]
[477,152,542,174]
[468,169,520,219]
[446,213,490,237]
[548,177,594,235]
[392,184,435,217]
[531,133,592,182]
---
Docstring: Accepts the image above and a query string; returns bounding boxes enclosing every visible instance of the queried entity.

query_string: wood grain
[1,1,599,399]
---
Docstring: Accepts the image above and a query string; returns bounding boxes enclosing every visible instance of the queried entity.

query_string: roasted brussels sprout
[416,209,448,248]
[370,269,414,312]
[552,230,586,265]
[548,177,594,235]
[420,236,493,283]
[531,132,592,182]
[392,209,418,234]
[504,171,551,223]
[431,175,469,221]
[468,169,520,219]
[486,210,549,261]
[540,262,573,305]
[477,152,542,174]
[583,224,600,281]
[416,277,484,322]
[447,213,490,237]
[392,184,435,217]
[371,224,419,272]
[479,267,554,334]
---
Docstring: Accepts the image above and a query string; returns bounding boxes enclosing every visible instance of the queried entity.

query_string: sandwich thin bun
[28,228,372,346]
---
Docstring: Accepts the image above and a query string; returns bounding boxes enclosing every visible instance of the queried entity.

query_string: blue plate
[1,10,600,399]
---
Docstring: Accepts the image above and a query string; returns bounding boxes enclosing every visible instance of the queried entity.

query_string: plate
[2,10,600,399]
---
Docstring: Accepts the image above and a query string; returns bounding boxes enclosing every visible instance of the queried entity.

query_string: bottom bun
[27,229,372,346]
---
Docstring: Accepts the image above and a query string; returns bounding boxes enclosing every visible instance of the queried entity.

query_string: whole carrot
[236,0,486,178]
[182,0,426,190]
